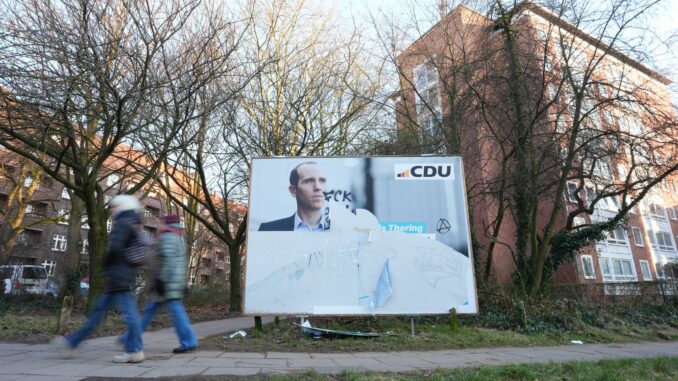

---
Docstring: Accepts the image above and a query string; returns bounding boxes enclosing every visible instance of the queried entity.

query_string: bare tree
[0,0,224,304]
[385,0,677,295]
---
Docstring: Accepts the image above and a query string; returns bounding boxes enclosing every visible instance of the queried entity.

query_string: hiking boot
[113,351,145,363]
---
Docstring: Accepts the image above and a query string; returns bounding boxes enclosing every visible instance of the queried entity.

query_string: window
[639,260,652,281]
[106,219,112,233]
[81,240,89,256]
[216,251,226,262]
[631,227,644,247]
[144,206,160,219]
[143,227,156,239]
[51,235,67,251]
[668,207,677,220]
[106,174,119,187]
[179,217,185,228]
[15,232,27,245]
[655,262,678,280]
[413,61,441,137]
[599,257,636,282]
[566,182,579,202]
[573,216,585,226]
[23,175,34,187]
[57,210,69,224]
[585,186,596,207]
[42,260,56,277]
[24,204,34,214]
[581,255,595,279]
[606,227,628,245]
[647,204,667,221]
[61,187,70,200]
[202,258,212,268]
[648,231,676,252]
[81,216,89,230]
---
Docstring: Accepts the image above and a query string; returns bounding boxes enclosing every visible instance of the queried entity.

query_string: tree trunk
[227,242,243,312]
[62,195,84,298]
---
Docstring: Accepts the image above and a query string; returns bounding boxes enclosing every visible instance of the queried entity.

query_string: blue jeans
[65,291,143,353]
[121,299,198,350]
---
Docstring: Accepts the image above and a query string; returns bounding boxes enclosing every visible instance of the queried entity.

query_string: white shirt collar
[294,212,326,232]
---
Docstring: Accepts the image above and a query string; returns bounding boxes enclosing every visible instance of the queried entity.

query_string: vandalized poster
[244,157,478,315]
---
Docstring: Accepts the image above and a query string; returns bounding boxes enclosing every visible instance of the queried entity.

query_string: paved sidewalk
[0,317,677,380]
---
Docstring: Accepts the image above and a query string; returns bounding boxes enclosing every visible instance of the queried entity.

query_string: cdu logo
[394,163,454,181]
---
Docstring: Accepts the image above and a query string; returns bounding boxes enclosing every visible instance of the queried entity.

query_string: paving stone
[23,363,108,377]
[310,353,357,359]
[332,357,389,369]
[235,358,289,368]
[218,352,266,359]
[186,357,237,367]
[266,352,311,359]
[201,367,261,376]
[286,358,338,368]
[139,366,207,378]
[84,364,150,378]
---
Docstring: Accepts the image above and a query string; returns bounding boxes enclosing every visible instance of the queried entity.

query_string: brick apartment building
[0,148,230,290]
[396,2,677,289]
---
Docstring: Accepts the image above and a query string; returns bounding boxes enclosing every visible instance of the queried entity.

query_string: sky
[339,0,678,95]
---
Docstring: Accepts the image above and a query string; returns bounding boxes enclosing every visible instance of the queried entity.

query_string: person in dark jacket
[53,195,145,363]
[120,214,198,354]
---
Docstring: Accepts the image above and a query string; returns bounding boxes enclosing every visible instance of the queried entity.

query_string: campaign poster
[244,156,478,315]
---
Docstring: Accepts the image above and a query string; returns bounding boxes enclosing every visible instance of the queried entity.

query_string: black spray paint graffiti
[324,189,353,209]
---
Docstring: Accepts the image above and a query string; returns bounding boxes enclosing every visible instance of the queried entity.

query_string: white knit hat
[108,194,141,212]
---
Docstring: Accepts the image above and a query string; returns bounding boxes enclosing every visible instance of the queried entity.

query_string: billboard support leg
[409,317,415,336]
[254,316,262,332]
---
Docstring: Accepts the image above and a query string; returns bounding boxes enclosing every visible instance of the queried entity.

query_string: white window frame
[599,257,636,282]
[106,219,112,233]
[413,61,442,137]
[24,204,34,214]
[606,226,628,246]
[581,255,595,279]
[668,207,677,220]
[51,235,67,252]
[61,187,70,200]
[631,227,644,247]
[81,240,89,256]
[648,230,676,253]
[41,260,56,277]
[57,209,69,224]
[639,260,652,281]
[566,182,579,203]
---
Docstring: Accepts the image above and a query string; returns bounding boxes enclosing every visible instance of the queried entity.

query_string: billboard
[244,156,478,315]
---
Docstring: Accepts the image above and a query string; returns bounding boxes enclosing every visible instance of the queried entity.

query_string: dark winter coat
[103,209,142,292]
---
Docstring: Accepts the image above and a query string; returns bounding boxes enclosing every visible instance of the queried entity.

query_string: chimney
[438,0,448,19]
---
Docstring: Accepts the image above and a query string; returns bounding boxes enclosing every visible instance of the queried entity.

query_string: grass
[199,314,678,353]
[0,288,237,343]
[79,356,678,380]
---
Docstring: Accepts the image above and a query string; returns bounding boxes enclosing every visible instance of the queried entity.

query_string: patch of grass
[80,356,678,381]
[200,318,561,353]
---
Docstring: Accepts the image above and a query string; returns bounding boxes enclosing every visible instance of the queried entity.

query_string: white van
[1,265,49,295]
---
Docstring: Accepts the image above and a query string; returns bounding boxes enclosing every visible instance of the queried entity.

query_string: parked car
[0,265,49,296]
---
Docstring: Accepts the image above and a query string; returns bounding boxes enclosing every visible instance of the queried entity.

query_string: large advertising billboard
[244,156,478,315]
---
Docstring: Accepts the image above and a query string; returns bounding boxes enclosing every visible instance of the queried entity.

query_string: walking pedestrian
[120,213,198,354]
[53,194,146,363]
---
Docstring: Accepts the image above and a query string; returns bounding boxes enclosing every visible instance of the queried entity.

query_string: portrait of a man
[258,161,329,232]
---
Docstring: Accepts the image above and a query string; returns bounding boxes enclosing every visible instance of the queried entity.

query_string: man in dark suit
[259,162,328,232]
